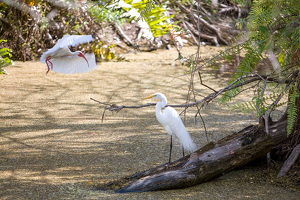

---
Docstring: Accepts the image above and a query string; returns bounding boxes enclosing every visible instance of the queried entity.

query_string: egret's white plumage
[144,93,197,162]
[40,34,97,74]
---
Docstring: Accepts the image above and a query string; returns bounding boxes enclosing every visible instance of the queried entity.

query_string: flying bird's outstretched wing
[57,35,94,48]
[40,35,94,63]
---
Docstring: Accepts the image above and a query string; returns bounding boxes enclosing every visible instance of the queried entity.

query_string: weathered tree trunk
[96,125,274,193]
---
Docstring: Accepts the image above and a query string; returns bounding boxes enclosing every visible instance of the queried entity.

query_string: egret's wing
[50,53,98,74]
[40,35,94,62]
[163,107,198,152]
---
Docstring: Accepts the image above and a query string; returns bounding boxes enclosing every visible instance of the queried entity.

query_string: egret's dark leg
[182,146,185,158]
[169,135,172,163]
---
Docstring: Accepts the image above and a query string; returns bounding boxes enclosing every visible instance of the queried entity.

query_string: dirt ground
[1,46,299,199]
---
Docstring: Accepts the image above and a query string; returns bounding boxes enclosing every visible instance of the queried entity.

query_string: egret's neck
[155,98,167,116]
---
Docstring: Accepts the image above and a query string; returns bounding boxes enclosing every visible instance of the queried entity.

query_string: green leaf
[258,26,269,35]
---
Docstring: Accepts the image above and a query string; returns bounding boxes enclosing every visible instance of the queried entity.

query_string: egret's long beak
[143,95,156,100]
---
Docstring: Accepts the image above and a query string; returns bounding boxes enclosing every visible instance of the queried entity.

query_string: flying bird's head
[78,52,89,67]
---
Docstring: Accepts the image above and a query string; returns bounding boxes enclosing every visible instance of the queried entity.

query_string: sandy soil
[1,46,299,199]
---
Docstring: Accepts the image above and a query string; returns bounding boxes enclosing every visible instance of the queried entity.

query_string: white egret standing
[40,34,97,74]
[143,93,197,163]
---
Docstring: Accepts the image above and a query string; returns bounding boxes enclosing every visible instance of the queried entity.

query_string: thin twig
[195,104,209,143]
[198,71,217,93]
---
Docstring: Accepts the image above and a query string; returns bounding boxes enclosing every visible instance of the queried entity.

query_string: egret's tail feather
[182,135,198,152]
[176,128,198,152]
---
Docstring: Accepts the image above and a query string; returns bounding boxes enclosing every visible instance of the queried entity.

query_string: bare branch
[90,98,156,111]
[1,0,42,21]
[91,72,297,112]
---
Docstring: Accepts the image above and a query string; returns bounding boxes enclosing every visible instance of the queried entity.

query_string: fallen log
[96,125,274,193]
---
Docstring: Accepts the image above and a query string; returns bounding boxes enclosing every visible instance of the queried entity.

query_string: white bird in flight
[40,34,97,74]
[143,93,198,163]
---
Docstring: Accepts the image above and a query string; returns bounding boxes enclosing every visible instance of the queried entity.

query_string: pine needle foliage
[123,0,174,37]
[89,3,126,25]
[217,0,299,135]
[287,83,299,135]
[229,92,287,117]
